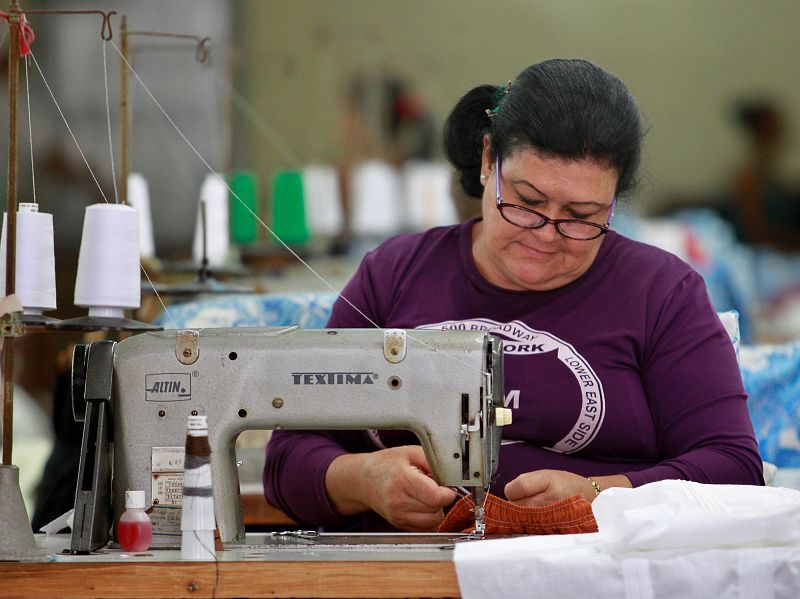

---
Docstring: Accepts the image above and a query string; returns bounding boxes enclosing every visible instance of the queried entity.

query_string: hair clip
[486,80,513,120]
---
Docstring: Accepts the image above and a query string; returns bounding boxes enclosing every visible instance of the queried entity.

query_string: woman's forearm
[325,453,373,516]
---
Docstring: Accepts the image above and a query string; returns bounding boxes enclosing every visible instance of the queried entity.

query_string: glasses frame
[494,156,617,241]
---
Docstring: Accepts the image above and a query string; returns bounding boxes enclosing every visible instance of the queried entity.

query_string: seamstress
[264,59,765,532]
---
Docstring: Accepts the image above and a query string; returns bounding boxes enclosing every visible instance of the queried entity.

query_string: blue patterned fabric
[153,292,337,329]
[717,310,800,469]
[742,343,800,468]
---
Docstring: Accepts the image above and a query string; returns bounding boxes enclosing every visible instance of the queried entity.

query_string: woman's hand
[326,446,457,531]
[504,470,633,506]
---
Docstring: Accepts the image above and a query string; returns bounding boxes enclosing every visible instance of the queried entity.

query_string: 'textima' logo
[145,373,192,401]
[292,372,378,385]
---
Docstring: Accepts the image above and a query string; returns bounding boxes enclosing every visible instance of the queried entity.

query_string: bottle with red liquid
[118,490,153,552]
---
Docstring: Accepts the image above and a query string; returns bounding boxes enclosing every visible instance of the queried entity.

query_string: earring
[480,174,487,181]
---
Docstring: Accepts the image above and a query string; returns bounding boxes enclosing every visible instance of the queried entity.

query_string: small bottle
[118,490,153,553]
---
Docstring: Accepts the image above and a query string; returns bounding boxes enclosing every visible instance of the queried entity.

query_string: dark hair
[736,100,778,131]
[443,59,644,199]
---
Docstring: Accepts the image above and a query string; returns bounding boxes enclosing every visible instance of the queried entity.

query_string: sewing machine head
[70,326,507,550]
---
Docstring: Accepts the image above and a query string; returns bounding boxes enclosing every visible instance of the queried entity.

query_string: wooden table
[0,535,461,598]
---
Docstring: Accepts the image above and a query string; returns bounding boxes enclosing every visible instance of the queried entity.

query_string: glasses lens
[499,202,606,240]
[558,221,605,240]
[499,204,547,228]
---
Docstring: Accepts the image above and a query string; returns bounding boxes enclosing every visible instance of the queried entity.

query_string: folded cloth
[592,479,800,552]
[438,493,598,535]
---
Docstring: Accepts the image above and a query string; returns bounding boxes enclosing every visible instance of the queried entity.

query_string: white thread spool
[192,173,229,268]
[74,203,140,318]
[302,164,344,238]
[0,203,57,315]
[181,415,215,561]
[349,160,404,236]
[127,173,156,259]
[404,161,458,230]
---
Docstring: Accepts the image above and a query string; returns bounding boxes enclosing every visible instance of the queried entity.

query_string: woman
[264,59,764,532]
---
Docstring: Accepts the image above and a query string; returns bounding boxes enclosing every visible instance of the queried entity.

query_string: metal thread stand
[0,1,38,561]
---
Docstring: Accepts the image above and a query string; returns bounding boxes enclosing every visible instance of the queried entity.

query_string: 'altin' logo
[145,373,192,401]
[292,372,378,385]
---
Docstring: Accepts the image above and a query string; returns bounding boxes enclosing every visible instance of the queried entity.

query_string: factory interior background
[3,0,800,522]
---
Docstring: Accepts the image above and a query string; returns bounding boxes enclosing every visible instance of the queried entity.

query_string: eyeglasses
[494,157,616,241]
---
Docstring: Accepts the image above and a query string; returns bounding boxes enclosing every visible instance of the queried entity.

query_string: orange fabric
[437,493,598,535]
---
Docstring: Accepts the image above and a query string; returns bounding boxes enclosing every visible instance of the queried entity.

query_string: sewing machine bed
[231,531,474,557]
[32,533,474,563]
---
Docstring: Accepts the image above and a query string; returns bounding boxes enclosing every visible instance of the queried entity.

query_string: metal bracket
[70,340,116,554]
[176,329,200,365]
[0,295,24,337]
[0,312,23,338]
[383,329,406,363]
[460,412,482,438]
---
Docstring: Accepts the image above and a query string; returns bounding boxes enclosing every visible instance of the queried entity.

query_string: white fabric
[593,480,800,552]
[454,481,800,598]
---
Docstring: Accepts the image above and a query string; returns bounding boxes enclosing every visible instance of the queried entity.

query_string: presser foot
[472,504,486,537]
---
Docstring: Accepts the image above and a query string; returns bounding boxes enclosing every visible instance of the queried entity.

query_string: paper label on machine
[149,505,181,538]
[152,446,185,472]
[152,471,184,506]
[151,447,185,541]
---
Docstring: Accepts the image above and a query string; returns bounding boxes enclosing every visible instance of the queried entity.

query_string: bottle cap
[187,414,208,431]
[125,490,146,509]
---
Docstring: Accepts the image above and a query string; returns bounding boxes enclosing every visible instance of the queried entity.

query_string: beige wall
[235,0,800,212]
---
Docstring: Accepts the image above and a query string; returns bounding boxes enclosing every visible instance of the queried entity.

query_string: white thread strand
[191,530,219,597]
[112,42,370,322]
[30,47,179,329]
[102,42,120,204]
[110,40,482,374]
[28,50,109,203]
[23,55,35,203]
[140,265,178,330]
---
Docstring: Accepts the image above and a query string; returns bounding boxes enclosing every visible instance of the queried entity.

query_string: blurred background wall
[235,0,800,214]
[7,0,799,255]
[5,0,800,521]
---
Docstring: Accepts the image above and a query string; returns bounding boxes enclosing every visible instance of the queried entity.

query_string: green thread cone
[229,170,259,245]
[271,170,309,245]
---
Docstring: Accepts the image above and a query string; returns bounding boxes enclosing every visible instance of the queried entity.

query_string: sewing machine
[70,326,509,552]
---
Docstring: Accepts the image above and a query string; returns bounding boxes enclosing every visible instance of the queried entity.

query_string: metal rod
[118,25,211,199]
[126,31,211,64]
[3,2,20,466]
[119,15,129,204]
[23,9,115,40]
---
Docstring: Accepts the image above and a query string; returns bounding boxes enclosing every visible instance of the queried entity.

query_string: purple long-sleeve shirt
[264,218,764,529]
